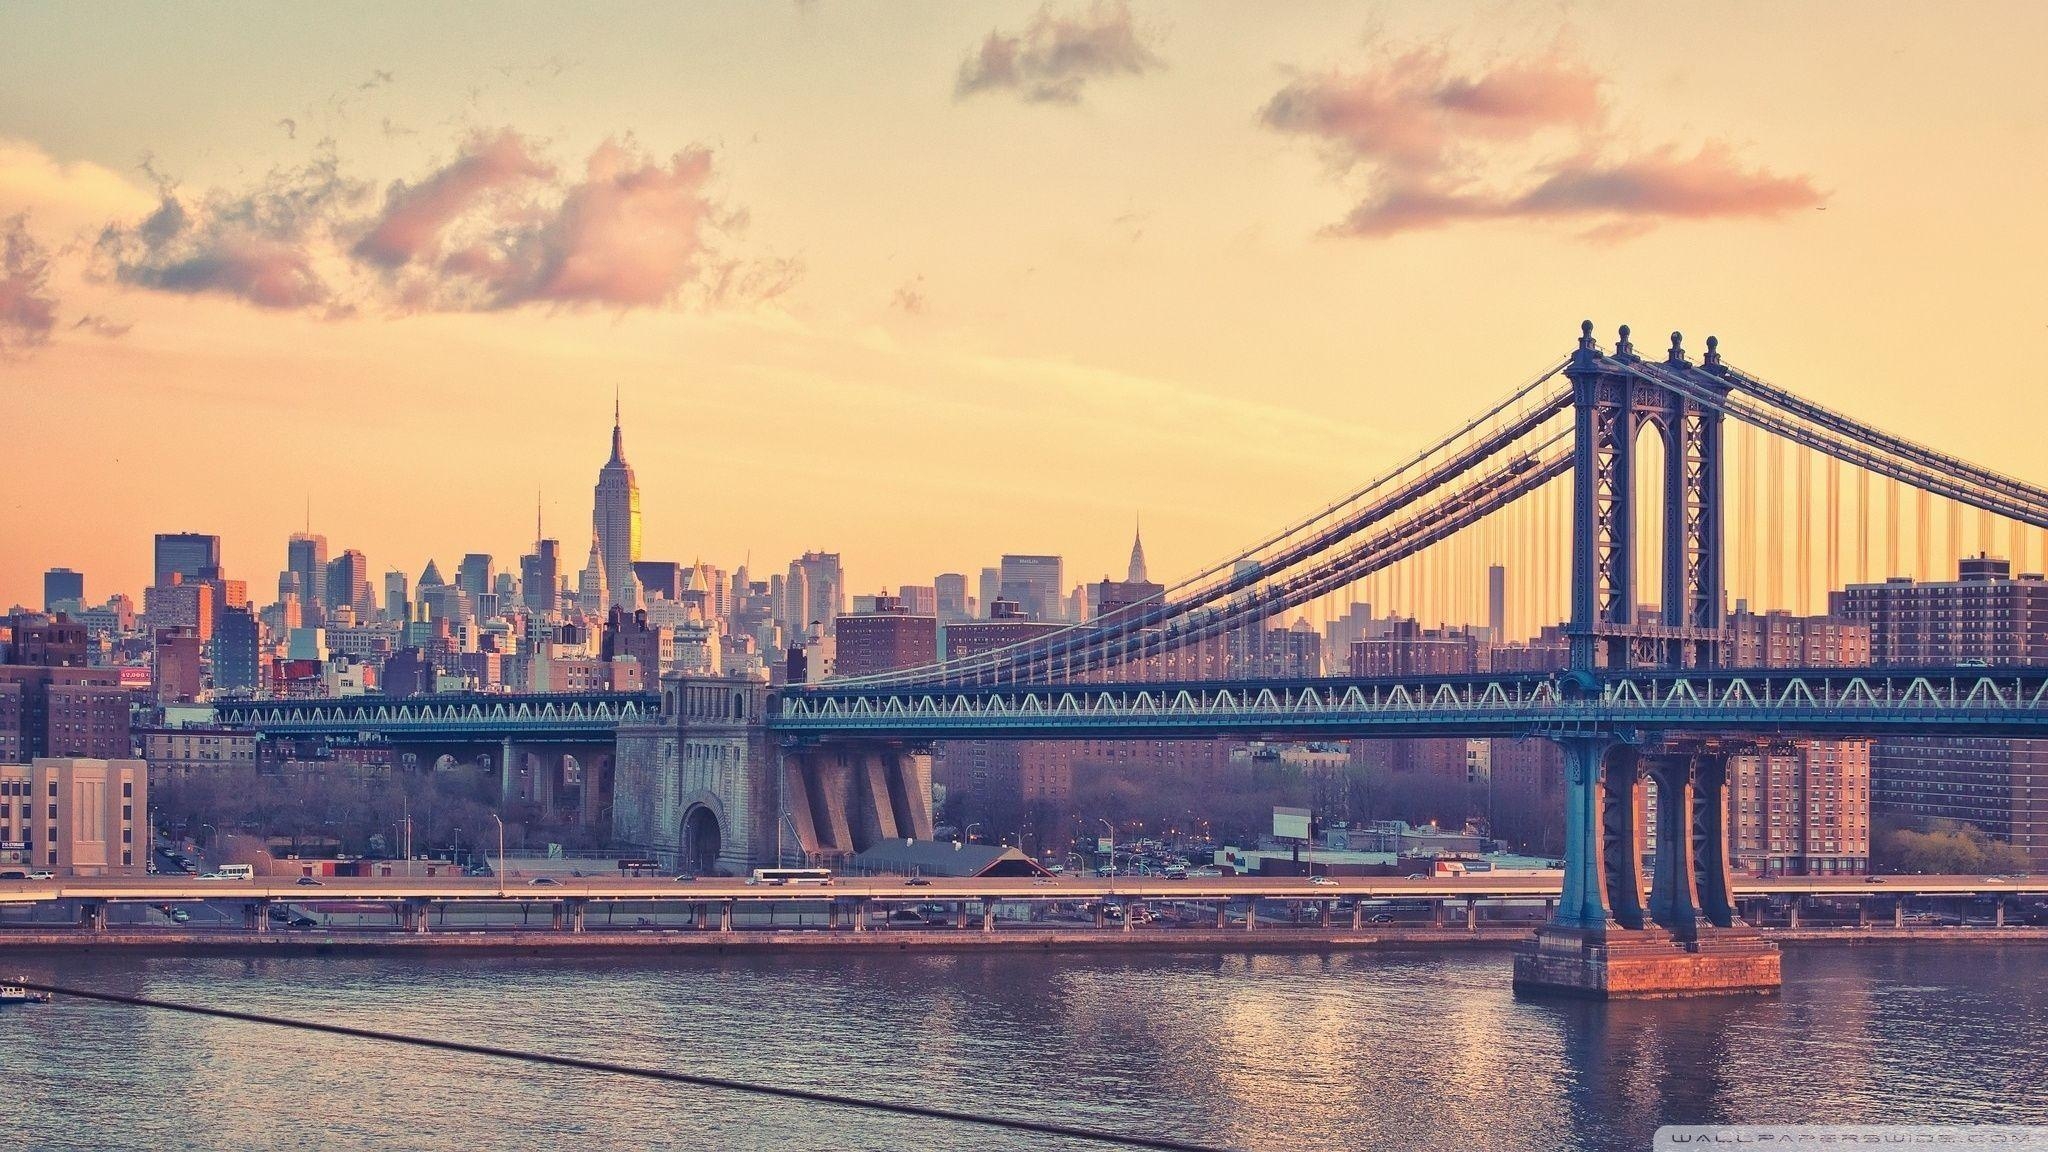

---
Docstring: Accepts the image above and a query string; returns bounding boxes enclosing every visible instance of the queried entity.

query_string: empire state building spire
[593,390,642,611]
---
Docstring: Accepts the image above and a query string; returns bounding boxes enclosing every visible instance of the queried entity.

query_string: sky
[3,1,2047,611]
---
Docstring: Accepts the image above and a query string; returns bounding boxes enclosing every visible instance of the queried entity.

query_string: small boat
[0,980,51,1005]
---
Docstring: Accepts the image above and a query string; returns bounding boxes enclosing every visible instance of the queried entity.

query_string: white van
[203,864,255,881]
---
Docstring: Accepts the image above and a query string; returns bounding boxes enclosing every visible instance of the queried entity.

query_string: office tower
[897,585,938,617]
[978,567,1001,619]
[457,554,494,600]
[934,573,969,622]
[43,569,84,615]
[214,606,260,693]
[1487,565,1506,642]
[794,552,844,632]
[383,570,410,622]
[325,550,370,617]
[1000,554,1065,622]
[287,533,328,611]
[521,541,560,616]
[592,396,642,611]
[153,533,220,590]
[634,561,682,602]
[578,536,608,617]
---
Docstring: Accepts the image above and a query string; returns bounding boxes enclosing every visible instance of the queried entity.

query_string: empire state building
[592,396,642,610]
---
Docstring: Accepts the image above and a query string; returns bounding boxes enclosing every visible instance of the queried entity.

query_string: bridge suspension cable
[828,364,1573,688]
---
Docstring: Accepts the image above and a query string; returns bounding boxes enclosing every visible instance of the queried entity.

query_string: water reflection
[0,945,2042,1152]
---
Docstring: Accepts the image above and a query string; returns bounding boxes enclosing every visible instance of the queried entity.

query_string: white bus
[199,864,255,881]
[750,867,832,886]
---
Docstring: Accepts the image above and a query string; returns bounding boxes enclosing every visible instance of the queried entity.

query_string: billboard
[1273,807,1311,840]
[1096,838,1114,853]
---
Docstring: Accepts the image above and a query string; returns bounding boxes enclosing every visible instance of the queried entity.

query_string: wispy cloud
[955,0,1163,105]
[1263,44,1822,239]
[0,214,59,356]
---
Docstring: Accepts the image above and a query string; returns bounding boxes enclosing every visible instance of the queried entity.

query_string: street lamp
[964,822,982,845]
[489,813,506,897]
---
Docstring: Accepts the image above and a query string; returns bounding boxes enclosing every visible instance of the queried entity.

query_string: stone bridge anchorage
[611,677,932,878]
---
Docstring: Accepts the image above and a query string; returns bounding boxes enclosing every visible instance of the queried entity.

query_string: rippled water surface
[4,944,2045,1151]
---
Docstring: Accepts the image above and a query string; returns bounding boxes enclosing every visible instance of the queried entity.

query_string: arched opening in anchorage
[681,804,722,876]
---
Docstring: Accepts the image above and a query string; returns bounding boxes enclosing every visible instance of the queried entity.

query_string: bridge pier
[1350,901,1363,931]
[1516,739,1780,998]
[981,898,995,934]
[82,901,107,933]
[1216,901,1228,930]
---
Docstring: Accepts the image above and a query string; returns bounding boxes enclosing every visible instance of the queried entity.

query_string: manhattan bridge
[229,321,2048,992]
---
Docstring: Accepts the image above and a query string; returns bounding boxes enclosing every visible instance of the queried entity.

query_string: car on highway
[904,876,932,886]
[27,871,54,881]
[528,876,559,886]
[1309,875,1338,886]
[295,876,323,886]
[170,908,191,923]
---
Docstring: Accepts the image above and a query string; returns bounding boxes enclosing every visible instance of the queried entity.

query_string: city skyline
[8,4,2048,608]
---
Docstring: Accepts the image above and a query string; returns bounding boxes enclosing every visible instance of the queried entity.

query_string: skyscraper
[43,568,83,615]
[796,552,844,632]
[934,573,970,622]
[287,533,328,611]
[592,395,642,611]
[458,554,494,599]
[1000,554,1065,622]
[383,570,410,622]
[325,550,370,617]
[154,533,221,589]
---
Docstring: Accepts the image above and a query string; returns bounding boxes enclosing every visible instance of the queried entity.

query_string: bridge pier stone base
[1519,737,1779,998]
[1512,924,1781,999]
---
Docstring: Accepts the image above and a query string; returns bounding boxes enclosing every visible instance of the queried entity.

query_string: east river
[3,944,2044,1151]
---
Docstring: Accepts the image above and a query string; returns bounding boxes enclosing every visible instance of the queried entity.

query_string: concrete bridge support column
[1245,899,1257,932]
[1646,755,1702,941]
[1552,737,1619,931]
[1857,900,1869,928]
[1602,748,1648,931]
[1122,904,1133,933]
[719,902,733,933]
[249,902,270,933]
[1432,901,1446,928]
[1350,901,1363,931]
[501,738,518,805]
[551,903,565,931]
[981,898,996,934]
[851,899,867,932]
[406,898,432,934]
[1996,900,2006,928]
[693,904,709,930]
[1787,897,1801,929]
[1216,902,1228,930]
[1319,901,1332,929]
[1094,904,1106,929]
[568,899,587,933]
[955,902,970,930]
[1893,901,1904,929]
[1465,899,1478,932]
[1689,754,1738,928]
[81,902,107,932]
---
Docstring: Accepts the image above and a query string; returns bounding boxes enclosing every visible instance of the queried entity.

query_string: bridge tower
[1566,320,1727,673]
[1522,322,1780,998]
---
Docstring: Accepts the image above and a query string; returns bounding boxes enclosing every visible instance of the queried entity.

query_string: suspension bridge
[242,320,2048,995]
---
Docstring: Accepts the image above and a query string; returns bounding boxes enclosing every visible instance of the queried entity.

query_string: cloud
[955,0,1163,105]
[1263,44,1823,239]
[94,143,369,308]
[0,139,158,234]
[0,214,59,355]
[72,313,132,338]
[353,128,553,269]
[84,128,790,316]
[891,275,927,314]
[277,118,297,140]
[1262,49,1599,177]
[415,139,751,310]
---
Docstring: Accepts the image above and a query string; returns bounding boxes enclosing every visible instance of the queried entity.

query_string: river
[3,943,2043,1151]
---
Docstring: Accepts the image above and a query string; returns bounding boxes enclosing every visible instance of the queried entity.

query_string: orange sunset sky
[3,1,2046,610]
